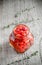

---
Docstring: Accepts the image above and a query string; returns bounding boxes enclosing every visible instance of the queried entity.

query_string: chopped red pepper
[13,24,30,39]
[9,24,34,53]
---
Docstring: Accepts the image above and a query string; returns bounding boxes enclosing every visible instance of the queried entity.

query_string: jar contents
[9,24,34,53]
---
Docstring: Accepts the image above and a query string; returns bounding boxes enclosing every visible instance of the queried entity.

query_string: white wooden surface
[0,0,42,65]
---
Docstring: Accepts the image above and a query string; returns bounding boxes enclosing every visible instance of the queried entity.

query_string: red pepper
[9,24,34,53]
[13,24,30,39]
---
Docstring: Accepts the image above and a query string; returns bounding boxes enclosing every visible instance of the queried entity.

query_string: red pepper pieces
[9,24,34,53]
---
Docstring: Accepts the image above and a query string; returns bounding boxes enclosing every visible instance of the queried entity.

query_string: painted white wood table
[0,0,42,65]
